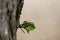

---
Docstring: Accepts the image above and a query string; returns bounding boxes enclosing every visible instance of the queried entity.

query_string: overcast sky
[17,0,60,40]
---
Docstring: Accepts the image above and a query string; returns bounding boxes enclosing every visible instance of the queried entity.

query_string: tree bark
[0,0,24,40]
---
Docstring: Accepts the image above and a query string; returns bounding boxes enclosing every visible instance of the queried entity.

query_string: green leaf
[20,21,35,33]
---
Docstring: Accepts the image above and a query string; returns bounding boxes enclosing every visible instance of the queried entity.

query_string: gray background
[17,0,60,40]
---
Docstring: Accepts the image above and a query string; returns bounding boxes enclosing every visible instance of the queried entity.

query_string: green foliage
[20,21,35,33]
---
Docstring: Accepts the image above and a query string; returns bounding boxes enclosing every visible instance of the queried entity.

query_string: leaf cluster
[20,21,35,33]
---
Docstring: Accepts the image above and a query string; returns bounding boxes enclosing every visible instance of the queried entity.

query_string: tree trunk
[0,0,24,40]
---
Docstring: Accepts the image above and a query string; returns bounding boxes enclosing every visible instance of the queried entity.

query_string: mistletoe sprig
[19,21,35,33]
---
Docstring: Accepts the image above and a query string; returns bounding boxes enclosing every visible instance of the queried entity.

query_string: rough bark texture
[0,0,24,40]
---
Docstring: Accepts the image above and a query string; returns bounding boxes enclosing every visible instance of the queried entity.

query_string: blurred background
[17,0,60,40]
